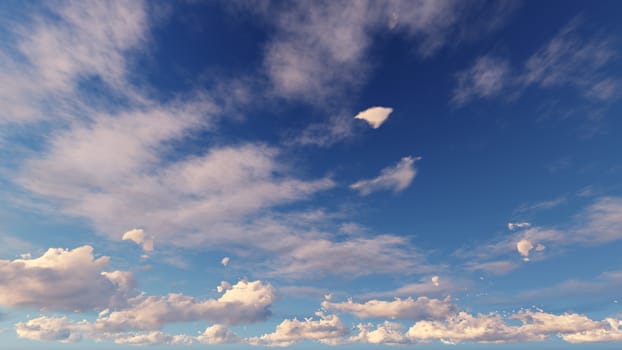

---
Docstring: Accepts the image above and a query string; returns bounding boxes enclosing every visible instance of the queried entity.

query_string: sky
[1,0,622,349]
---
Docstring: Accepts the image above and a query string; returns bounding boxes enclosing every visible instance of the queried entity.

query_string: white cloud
[351,321,409,345]
[221,257,230,267]
[354,106,393,129]
[321,296,455,320]
[94,280,275,331]
[454,19,620,106]
[516,239,534,261]
[0,246,134,311]
[269,234,427,278]
[350,156,420,195]
[508,222,531,231]
[452,55,511,105]
[15,316,88,343]
[122,228,154,252]
[0,0,148,124]
[248,312,348,347]
[197,325,240,345]
[431,275,440,287]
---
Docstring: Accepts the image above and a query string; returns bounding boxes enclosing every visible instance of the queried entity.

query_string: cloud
[197,325,240,345]
[351,321,409,345]
[508,222,531,230]
[362,276,466,299]
[452,55,511,105]
[269,234,427,278]
[248,312,348,347]
[350,156,420,195]
[431,275,440,287]
[354,106,393,129]
[221,257,230,267]
[0,245,134,311]
[15,316,88,343]
[94,280,275,331]
[0,0,149,124]
[516,239,534,261]
[321,296,456,320]
[454,19,620,106]
[122,229,154,252]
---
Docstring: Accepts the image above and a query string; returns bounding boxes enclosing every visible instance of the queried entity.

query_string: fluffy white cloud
[322,296,455,320]
[0,246,134,311]
[351,321,409,345]
[350,156,420,195]
[516,239,534,261]
[221,257,230,267]
[94,280,275,332]
[354,106,393,129]
[431,275,440,287]
[15,316,88,343]
[197,325,240,345]
[122,229,154,252]
[248,312,348,347]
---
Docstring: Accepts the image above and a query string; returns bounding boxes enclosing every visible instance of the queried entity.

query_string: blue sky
[1,0,622,348]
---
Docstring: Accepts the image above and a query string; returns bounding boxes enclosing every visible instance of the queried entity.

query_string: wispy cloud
[453,18,620,105]
[351,156,420,195]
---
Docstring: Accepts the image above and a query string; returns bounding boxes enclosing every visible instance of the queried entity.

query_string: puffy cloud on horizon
[350,156,420,195]
[0,246,134,311]
[248,312,349,347]
[94,280,275,332]
[354,106,393,129]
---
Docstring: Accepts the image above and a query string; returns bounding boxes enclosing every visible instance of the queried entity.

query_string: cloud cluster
[248,312,349,347]
[0,246,134,311]
[459,196,622,271]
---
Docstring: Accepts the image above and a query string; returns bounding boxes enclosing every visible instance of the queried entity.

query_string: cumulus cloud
[15,316,88,343]
[248,312,348,347]
[516,239,534,261]
[354,106,393,129]
[197,325,240,345]
[321,296,455,320]
[221,257,230,267]
[351,321,409,345]
[350,156,420,195]
[0,246,134,311]
[122,229,154,252]
[94,280,275,331]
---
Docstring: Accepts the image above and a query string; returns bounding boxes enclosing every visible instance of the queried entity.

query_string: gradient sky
[1,1,622,349]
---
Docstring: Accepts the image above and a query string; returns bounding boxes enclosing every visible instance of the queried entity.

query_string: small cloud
[122,229,154,252]
[508,222,531,231]
[354,106,393,129]
[516,239,534,261]
[217,281,232,293]
[350,156,420,195]
[19,253,32,259]
[431,276,440,287]
[221,257,230,267]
